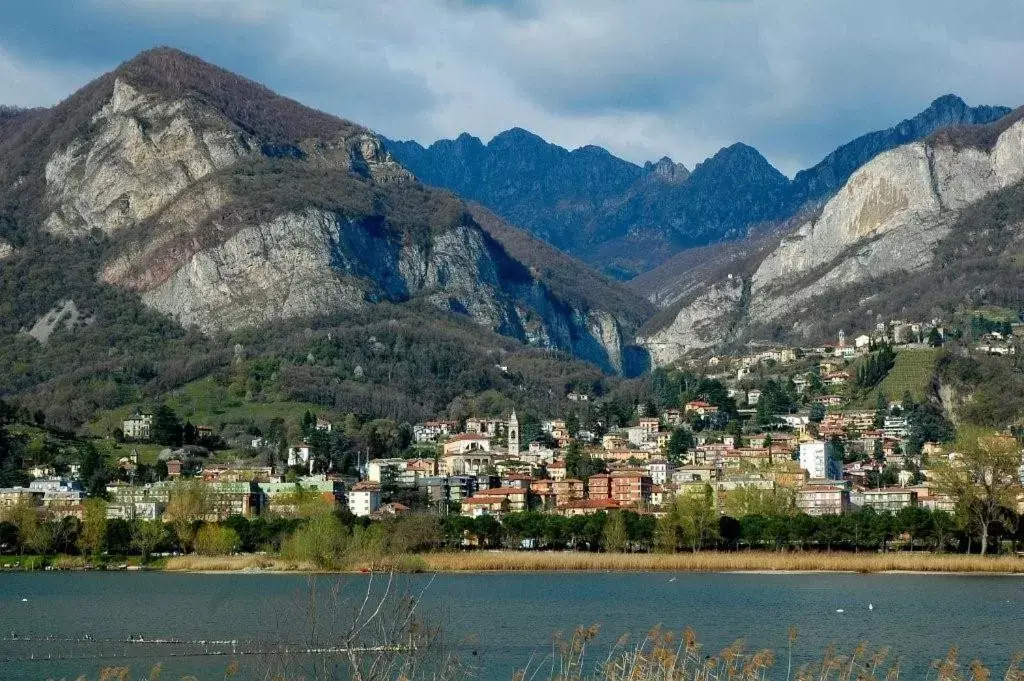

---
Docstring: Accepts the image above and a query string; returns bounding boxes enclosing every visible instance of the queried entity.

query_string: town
[2,315,1023,564]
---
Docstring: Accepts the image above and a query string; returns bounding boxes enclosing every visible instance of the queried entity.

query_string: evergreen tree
[152,404,183,447]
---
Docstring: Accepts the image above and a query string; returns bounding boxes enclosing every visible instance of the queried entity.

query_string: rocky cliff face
[9,49,644,374]
[787,94,1011,211]
[639,111,1024,364]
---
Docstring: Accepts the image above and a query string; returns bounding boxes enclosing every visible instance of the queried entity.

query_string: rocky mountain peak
[644,156,690,184]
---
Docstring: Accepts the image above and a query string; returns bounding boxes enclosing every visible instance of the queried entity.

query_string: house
[799,440,842,480]
[672,464,719,484]
[814,395,844,408]
[587,473,612,500]
[883,417,910,439]
[825,371,850,386]
[557,498,620,517]
[465,417,505,436]
[122,410,153,441]
[602,433,629,450]
[461,494,509,518]
[442,433,491,456]
[347,482,382,517]
[662,408,683,426]
[567,392,590,402]
[685,401,719,417]
[547,460,567,481]
[413,420,458,443]
[854,334,871,349]
[27,465,55,479]
[745,390,761,406]
[647,459,672,485]
[367,458,408,484]
[625,426,649,446]
[475,486,531,512]
[315,416,333,432]
[610,470,652,506]
[795,486,850,516]
[852,487,917,512]
[166,459,184,478]
[288,443,313,468]
[553,478,585,505]
[370,502,410,520]
[638,418,660,435]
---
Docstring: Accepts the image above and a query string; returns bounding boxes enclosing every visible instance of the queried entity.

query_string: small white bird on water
[668,577,677,582]
[868,603,874,610]
[835,608,845,613]
[21,598,28,602]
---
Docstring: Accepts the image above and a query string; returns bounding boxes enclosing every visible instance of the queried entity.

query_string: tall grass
[163,551,1024,574]
[416,551,1024,574]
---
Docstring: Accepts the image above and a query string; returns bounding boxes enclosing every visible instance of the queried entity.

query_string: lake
[1,571,1022,680]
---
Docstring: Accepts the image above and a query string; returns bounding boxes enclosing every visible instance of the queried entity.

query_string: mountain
[0,48,655,426]
[386,95,1009,279]
[382,129,647,252]
[636,105,1024,365]
[787,94,1012,211]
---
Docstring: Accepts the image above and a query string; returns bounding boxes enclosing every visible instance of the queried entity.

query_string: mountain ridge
[0,47,653,434]
[385,94,1010,278]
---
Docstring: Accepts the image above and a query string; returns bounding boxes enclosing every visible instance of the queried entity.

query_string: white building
[367,458,408,484]
[799,440,842,480]
[122,411,153,440]
[288,443,313,467]
[347,483,382,517]
[647,459,673,485]
[508,410,519,458]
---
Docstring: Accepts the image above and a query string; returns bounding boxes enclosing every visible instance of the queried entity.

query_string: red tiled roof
[446,433,490,442]
[475,486,528,496]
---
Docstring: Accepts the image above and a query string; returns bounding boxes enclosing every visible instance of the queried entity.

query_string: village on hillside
[4,314,1023,552]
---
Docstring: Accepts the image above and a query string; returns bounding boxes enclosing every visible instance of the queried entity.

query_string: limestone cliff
[640,111,1024,364]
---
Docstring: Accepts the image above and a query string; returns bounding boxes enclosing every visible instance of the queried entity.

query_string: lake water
[1,571,1022,680]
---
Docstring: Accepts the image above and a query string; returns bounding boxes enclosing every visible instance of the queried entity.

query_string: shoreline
[154,551,1024,575]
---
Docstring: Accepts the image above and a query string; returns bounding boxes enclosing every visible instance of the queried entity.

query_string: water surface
[1,571,1022,680]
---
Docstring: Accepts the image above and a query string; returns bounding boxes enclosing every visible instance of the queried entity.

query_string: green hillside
[859,349,940,406]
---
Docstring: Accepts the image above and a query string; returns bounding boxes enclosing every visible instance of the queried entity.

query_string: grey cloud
[0,0,1023,175]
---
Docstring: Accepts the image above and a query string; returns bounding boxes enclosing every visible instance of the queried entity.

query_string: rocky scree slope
[0,48,647,374]
[638,106,1024,365]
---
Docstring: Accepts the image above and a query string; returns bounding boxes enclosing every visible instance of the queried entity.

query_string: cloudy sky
[2,0,1023,174]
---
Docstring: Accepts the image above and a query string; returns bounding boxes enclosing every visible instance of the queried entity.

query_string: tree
[78,498,108,557]
[873,394,888,429]
[4,501,49,555]
[152,404,184,447]
[282,512,348,567]
[666,428,693,464]
[164,480,210,552]
[928,327,944,347]
[809,403,826,424]
[933,429,1022,555]
[131,520,166,563]
[194,524,241,556]
[602,511,628,552]
[659,485,720,552]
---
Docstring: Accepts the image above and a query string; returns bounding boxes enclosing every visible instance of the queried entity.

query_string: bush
[193,524,240,556]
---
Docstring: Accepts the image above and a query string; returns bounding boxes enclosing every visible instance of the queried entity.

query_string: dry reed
[162,551,1024,574]
[415,551,1024,574]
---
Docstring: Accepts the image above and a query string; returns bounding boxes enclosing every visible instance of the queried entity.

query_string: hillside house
[122,410,153,441]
